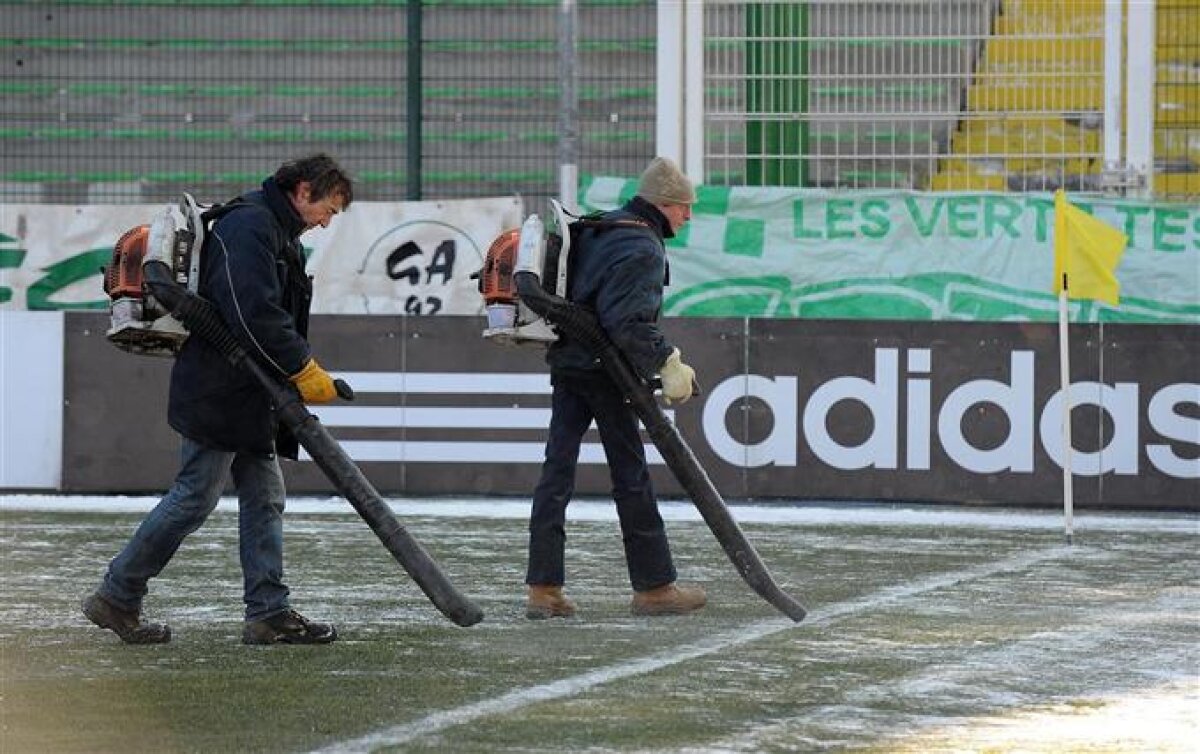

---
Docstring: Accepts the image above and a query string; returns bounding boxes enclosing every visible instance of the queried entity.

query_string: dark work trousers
[526,373,677,592]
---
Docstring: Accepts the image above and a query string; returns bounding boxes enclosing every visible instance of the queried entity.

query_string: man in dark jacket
[83,153,353,645]
[525,156,707,620]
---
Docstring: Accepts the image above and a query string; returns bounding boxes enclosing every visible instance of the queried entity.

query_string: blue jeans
[100,437,290,621]
[526,374,676,592]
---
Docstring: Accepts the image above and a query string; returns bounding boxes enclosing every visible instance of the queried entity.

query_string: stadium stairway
[930,0,1200,198]
[1156,0,1200,197]
[786,0,993,190]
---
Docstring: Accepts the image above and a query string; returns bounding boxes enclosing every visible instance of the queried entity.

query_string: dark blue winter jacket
[167,178,313,458]
[547,196,676,380]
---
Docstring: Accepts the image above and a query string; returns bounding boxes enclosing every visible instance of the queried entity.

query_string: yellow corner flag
[1053,189,1129,306]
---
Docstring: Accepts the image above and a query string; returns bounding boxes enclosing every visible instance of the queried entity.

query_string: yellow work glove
[659,347,696,405]
[289,358,337,404]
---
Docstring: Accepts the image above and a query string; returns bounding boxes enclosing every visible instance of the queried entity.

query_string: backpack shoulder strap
[570,217,654,234]
[199,196,250,226]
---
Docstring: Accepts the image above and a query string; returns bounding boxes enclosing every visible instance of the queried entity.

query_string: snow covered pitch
[2,496,1195,752]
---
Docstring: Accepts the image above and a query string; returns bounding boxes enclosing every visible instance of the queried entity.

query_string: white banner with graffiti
[577,179,1200,324]
[306,197,522,315]
[0,197,523,315]
[3,186,1198,323]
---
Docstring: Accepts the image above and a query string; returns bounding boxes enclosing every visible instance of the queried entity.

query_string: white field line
[310,545,1072,754]
[691,589,1200,754]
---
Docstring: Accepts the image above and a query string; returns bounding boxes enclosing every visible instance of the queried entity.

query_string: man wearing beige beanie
[525,156,707,620]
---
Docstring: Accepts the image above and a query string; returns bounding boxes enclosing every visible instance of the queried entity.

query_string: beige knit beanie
[636,156,696,205]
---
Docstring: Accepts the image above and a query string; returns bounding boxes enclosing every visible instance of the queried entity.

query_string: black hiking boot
[81,591,171,644]
[242,609,337,645]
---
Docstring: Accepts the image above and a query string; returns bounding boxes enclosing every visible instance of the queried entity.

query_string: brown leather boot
[630,583,707,616]
[81,591,171,644]
[526,585,577,620]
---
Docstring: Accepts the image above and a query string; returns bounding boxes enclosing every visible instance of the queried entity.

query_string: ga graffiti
[385,238,457,316]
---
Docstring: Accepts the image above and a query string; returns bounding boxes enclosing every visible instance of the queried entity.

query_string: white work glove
[659,347,696,405]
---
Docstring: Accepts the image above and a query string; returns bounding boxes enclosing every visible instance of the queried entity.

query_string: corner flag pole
[1052,189,1126,545]
[1057,273,1075,545]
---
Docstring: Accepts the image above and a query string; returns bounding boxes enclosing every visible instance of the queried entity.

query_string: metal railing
[0,0,656,205]
[1,0,1195,204]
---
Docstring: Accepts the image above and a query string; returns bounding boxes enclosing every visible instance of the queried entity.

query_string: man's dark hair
[274,152,354,207]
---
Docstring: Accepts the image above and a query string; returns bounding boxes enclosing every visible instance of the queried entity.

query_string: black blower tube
[144,261,484,627]
[515,271,806,622]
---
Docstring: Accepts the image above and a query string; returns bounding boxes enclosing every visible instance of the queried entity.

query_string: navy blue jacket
[167,178,313,458]
[547,196,675,380]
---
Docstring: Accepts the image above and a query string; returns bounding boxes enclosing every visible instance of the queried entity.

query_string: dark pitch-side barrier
[61,315,1199,509]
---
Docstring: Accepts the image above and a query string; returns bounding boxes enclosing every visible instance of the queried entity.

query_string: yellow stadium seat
[983,38,1102,67]
[1154,172,1200,196]
[928,171,1009,191]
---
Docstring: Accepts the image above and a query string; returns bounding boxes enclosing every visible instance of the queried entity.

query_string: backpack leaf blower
[482,205,807,623]
[108,209,484,628]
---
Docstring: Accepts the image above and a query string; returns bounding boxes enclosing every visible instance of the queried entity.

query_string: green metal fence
[4,0,1195,205]
[0,0,656,205]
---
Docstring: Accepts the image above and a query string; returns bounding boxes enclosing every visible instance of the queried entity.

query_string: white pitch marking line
[312,546,1072,754]
[698,587,1199,754]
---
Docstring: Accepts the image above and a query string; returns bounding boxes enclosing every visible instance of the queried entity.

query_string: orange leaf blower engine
[477,199,572,346]
[102,193,207,357]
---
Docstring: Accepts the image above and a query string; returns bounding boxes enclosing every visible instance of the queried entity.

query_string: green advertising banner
[579,178,1200,324]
